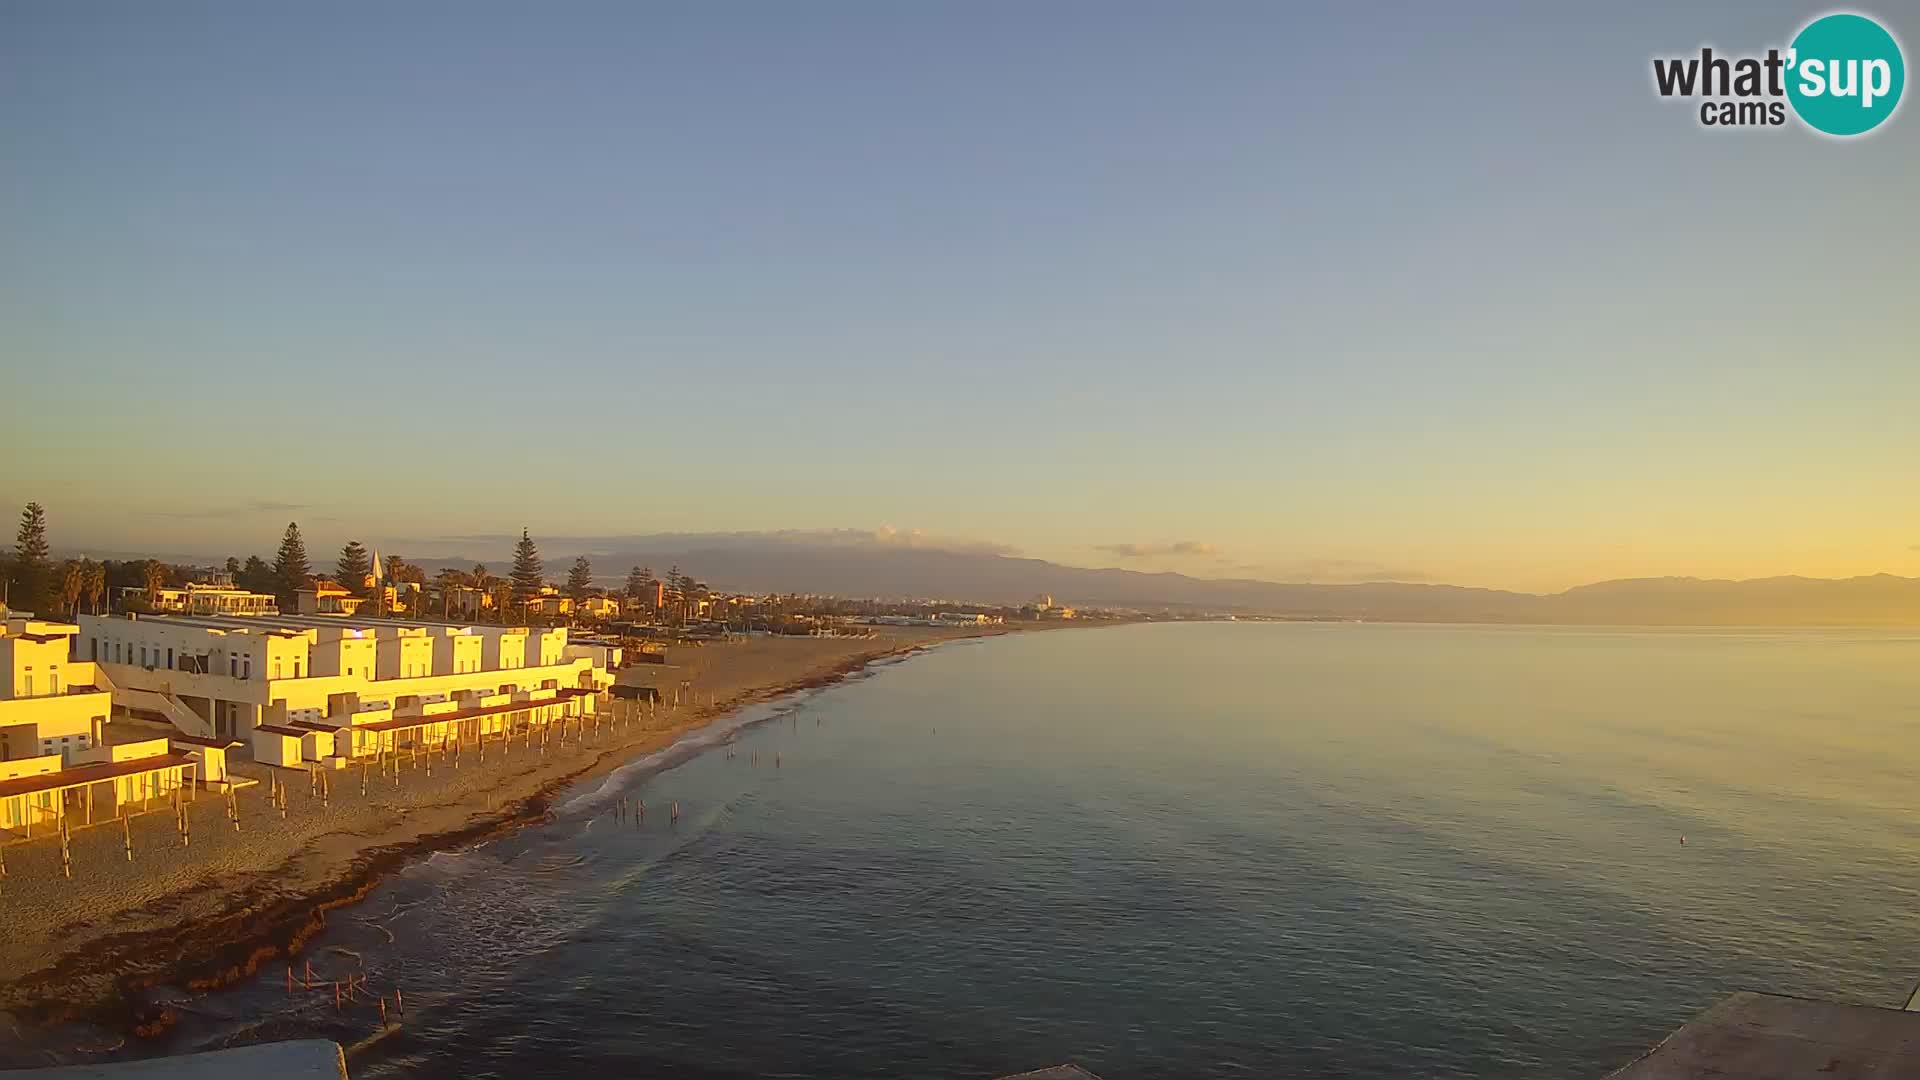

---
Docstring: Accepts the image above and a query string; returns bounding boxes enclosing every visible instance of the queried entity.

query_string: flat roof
[144,612,558,637]
[0,752,193,800]
[169,734,242,748]
[1608,992,1920,1079]
[357,687,593,733]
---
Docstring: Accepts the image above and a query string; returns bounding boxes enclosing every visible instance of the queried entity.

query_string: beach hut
[290,722,340,764]
[251,724,308,768]
[170,734,242,786]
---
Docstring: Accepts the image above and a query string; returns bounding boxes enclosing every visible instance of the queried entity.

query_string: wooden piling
[305,959,314,989]
[395,987,404,1014]
[334,981,341,1010]
[287,966,294,993]
[379,997,388,1027]
[122,810,132,862]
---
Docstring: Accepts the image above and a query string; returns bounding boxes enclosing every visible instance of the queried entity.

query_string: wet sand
[0,626,1008,1035]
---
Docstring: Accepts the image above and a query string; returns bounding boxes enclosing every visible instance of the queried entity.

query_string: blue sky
[2,2,1915,591]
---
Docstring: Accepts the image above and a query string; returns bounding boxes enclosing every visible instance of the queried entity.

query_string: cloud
[827,526,1021,558]
[143,498,308,520]
[1094,541,1221,559]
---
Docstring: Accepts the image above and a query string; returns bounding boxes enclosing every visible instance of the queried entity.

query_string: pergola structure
[0,752,198,841]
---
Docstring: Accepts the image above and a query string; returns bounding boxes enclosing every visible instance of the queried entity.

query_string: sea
[46,623,1920,1076]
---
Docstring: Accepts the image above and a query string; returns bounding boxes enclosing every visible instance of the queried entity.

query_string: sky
[2,1,1916,593]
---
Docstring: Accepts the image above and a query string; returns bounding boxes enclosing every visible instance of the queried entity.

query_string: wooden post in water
[378,997,388,1027]
[286,966,293,994]
[305,959,314,989]
[122,809,132,862]
[395,987,405,1014]
[59,817,72,879]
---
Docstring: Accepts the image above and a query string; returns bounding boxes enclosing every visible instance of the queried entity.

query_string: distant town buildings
[294,580,365,617]
[116,580,278,618]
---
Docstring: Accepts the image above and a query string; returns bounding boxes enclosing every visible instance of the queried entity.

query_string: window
[167,648,174,668]
[243,658,251,679]
[274,661,282,679]
[90,638,98,661]
[23,675,33,697]
[49,673,59,694]
[141,647,149,666]
[294,661,302,678]
[230,657,238,677]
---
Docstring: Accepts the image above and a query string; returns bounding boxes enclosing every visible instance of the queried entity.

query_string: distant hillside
[415,534,1920,627]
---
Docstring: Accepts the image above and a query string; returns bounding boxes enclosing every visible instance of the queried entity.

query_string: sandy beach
[0,625,1008,1036]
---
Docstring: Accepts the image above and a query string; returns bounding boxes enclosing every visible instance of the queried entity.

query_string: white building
[0,614,110,763]
[117,582,278,617]
[77,612,611,744]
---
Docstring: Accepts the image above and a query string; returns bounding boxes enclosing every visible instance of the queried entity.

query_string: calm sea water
[147,624,1920,1076]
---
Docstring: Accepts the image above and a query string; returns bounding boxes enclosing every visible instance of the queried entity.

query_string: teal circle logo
[1786,13,1905,135]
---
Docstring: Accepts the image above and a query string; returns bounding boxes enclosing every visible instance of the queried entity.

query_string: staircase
[92,666,217,739]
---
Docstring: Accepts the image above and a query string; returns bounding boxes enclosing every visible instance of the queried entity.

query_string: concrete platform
[1608,991,1920,1079]
[0,1040,347,1079]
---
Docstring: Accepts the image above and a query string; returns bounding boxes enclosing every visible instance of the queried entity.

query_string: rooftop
[0,751,194,800]
[356,687,593,733]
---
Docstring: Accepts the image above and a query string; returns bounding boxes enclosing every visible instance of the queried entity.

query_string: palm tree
[84,560,106,614]
[59,559,85,619]
[470,563,494,621]
[142,559,167,607]
[434,567,469,619]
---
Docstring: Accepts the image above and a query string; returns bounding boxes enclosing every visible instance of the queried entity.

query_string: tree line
[3,502,716,628]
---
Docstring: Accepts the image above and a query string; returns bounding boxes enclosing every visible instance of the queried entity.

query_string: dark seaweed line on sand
[3,639,953,1040]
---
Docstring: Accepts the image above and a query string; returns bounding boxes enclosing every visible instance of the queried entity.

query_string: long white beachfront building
[75,612,615,743]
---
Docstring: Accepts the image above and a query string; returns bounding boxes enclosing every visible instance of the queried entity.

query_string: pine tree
[8,502,52,613]
[337,541,371,595]
[272,522,311,603]
[624,565,653,598]
[509,529,544,597]
[224,556,242,577]
[566,555,595,601]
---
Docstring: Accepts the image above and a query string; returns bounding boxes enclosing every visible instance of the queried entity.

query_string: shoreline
[0,626,1022,1045]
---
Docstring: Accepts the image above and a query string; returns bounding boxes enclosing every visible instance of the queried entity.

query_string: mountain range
[410,532,1920,628]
